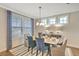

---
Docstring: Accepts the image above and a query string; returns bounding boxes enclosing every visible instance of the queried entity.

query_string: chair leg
[47,50,49,56]
[49,50,51,56]
[48,46,51,56]
[31,48,33,54]
[36,50,38,56]
[42,51,44,56]
[28,47,30,52]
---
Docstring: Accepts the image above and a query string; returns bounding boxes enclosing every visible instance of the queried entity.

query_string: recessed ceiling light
[66,3,70,4]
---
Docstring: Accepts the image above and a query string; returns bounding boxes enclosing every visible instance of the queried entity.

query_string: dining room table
[42,36,60,55]
[32,35,62,56]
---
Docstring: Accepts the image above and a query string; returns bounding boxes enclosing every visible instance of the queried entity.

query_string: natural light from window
[38,15,69,27]
[59,16,68,24]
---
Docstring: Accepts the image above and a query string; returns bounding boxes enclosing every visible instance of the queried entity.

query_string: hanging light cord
[39,6,41,19]
[36,6,42,26]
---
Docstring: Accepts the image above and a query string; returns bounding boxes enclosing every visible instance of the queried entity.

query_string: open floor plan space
[0,3,79,56]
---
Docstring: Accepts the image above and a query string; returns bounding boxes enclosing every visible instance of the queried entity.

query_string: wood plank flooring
[69,47,79,56]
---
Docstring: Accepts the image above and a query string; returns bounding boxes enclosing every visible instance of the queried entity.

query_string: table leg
[48,44,51,56]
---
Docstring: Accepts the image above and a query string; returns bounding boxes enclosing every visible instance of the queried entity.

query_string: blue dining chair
[36,38,49,56]
[27,36,36,54]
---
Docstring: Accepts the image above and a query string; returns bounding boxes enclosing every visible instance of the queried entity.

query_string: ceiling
[0,3,79,19]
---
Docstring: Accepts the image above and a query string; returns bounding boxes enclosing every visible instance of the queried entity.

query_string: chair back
[51,40,67,56]
[24,34,28,47]
[36,38,45,51]
[27,36,35,48]
[62,40,67,50]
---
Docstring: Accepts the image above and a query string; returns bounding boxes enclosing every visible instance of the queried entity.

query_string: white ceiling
[0,3,79,19]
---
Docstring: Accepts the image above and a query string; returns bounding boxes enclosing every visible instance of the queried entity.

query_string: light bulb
[36,22,39,26]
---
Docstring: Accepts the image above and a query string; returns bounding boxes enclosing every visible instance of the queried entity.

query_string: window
[22,17,32,35]
[12,13,22,38]
[41,18,56,25]
[12,13,33,37]
[41,19,47,25]
[11,13,33,46]
[37,15,69,27]
[59,16,68,24]
[48,18,56,25]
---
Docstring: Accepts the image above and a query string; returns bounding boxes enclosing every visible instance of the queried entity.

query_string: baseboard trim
[0,49,7,53]
[11,44,24,49]
[0,44,24,52]
[67,45,79,49]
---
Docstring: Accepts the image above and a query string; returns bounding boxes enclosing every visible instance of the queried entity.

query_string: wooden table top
[43,36,59,45]
[33,35,60,45]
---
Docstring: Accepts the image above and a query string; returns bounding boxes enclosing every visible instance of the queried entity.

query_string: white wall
[0,6,79,53]
[63,12,79,48]
[0,7,7,52]
[35,11,79,48]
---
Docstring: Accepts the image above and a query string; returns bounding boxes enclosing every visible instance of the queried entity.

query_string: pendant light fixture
[36,6,45,26]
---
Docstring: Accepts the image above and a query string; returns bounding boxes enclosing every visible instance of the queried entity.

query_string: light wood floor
[0,45,79,56]
[68,46,79,56]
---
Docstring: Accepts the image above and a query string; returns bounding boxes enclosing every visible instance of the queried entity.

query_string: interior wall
[63,12,79,48]
[0,7,7,52]
[35,11,79,48]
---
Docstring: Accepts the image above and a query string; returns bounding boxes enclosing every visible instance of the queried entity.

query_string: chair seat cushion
[43,46,48,50]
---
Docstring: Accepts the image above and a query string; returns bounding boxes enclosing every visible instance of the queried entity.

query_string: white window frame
[48,18,56,25]
[59,15,68,24]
